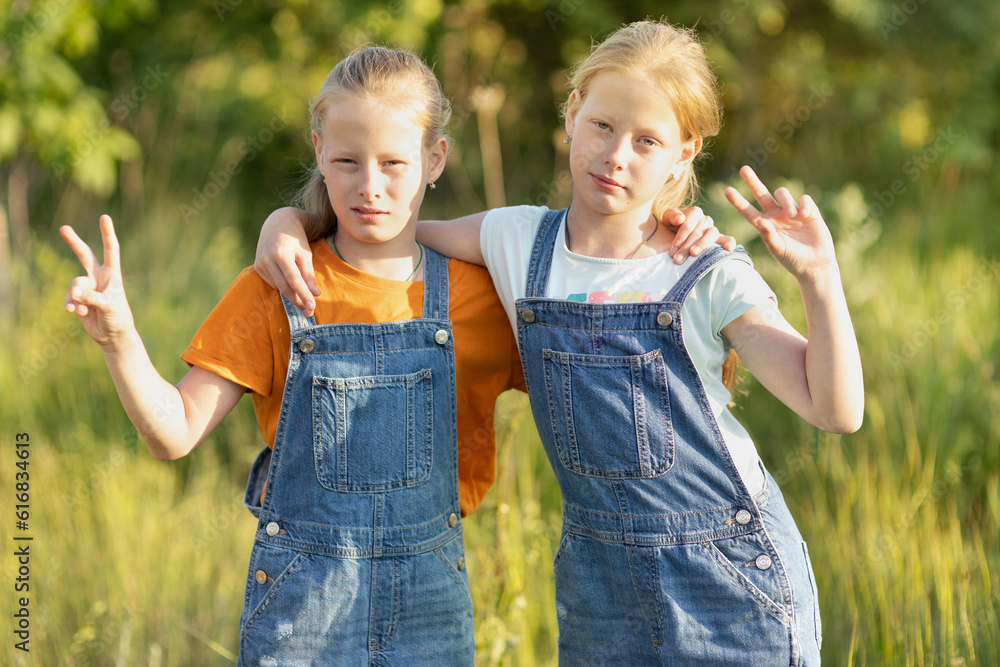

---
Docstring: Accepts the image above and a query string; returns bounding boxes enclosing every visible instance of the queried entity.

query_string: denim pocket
[313,369,434,492]
[801,541,822,649]
[701,539,789,625]
[241,543,309,636]
[433,532,473,603]
[541,349,673,478]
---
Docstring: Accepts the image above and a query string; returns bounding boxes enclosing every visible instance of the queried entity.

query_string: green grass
[2,186,997,665]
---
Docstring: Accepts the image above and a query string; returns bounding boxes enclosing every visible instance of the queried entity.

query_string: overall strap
[421,246,450,319]
[523,208,567,298]
[661,245,752,304]
[281,294,318,332]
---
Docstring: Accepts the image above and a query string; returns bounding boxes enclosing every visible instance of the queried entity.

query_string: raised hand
[724,166,837,279]
[60,215,135,347]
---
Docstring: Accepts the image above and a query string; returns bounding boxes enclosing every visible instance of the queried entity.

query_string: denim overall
[516,210,822,666]
[238,247,474,665]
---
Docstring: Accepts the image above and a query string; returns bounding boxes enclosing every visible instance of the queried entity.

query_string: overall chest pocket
[541,349,673,478]
[312,369,434,492]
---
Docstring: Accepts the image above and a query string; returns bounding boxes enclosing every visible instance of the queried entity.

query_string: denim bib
[238,247,474,665]
[516,209,822,666]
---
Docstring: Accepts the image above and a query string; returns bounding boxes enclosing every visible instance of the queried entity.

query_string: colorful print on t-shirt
[566,291,668,303]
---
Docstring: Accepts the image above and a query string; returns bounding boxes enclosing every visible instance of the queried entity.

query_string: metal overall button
[434,329,449,345]
[735,509,752,525]
[447,513,459,528]
[755,554,773,570]
[254,570,268,585]
[656,311,673,327]
[265,521,281,537]
[456,556,466,571]
[298,338,316,354]
[521,309,536,323]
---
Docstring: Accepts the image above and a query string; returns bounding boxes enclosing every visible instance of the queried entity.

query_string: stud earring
[428,181,436,190]
[563,136,572,144]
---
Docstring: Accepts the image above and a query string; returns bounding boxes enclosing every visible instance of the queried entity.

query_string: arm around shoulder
[416,212,487,265]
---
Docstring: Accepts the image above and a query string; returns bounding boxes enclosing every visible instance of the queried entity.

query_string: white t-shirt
[481,205,775,495]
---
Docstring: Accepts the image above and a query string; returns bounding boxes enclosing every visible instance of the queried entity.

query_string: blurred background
[1,0,998,664]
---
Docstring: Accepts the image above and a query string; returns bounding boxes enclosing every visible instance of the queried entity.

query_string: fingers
[724,186,763,229]
[666,207,704,258]
[99,214,121,270]
[739,165,778,211]
[773,187,798,218]
[65,275,106,317]
[59,225,97,277]
[798,193,819,220]
[278,253,317,317]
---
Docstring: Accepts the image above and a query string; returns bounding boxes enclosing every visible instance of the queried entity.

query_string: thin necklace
[565,222,657,259]
[331,236,424,281]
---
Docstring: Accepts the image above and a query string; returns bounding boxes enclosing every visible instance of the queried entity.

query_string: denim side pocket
[241,543,309,636]
[312,369,434,492]
[801,541,822,649]
[541,349,673,478]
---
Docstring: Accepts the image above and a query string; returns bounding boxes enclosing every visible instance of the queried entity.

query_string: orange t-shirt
[181,239,524,515]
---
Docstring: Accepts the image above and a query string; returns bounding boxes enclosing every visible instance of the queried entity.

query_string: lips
[352,206,390,221]
[591,173,625,192]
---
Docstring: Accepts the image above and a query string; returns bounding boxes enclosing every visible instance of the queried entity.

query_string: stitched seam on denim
[313,371,434,493]
[615,483,665,648]
[630,358,648,473]
[653,351,674,475]
[540,349,672,479]
[433,534,473,601]
[701,541,789,623]
[541,350,572,472]
[370,558,401,652]
[241,551,309,637]
[801,541,822,649]
[562,498,748,520]
[551,530,573,573]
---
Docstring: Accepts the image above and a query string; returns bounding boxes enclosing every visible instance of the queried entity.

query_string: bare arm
[722,167,864,433]
[415,212,487,264]
[61,216,246,459]
[254,205,735,315]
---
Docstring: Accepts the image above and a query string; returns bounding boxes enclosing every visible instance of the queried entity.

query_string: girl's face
[313,97,446,246]
[565,70,700,221]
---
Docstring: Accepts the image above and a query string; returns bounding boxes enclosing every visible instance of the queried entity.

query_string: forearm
[415,212,487,265]
[798,265,864,433]
[100,330,200,460]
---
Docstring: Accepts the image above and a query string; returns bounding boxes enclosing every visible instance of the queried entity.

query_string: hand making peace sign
[60,215,136,347]
[725,166,838,280]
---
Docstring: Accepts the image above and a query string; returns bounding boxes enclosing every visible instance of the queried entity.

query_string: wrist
[99,326,142,356]
[796,262,844,298]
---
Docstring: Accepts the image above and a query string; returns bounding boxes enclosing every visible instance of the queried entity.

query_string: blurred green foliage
[2,0,997,245]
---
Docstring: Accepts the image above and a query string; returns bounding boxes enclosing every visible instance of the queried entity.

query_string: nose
[357,166,384,200]
[602,136,629,171]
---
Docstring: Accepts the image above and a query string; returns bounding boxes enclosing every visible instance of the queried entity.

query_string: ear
[564,89,583,139]
[675,134,702,173]
[312,129,323,166]
[426,136,449,183]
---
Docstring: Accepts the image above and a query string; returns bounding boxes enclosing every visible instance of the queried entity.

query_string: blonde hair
[565,21,738,390]
[295,46,452,241]
[563,20,722,217]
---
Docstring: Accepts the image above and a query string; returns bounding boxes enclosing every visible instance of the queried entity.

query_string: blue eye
[639,138,656,147]
[595,121,611,131]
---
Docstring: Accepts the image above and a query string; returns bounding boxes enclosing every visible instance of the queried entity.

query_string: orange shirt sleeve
[180,267,279,399]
